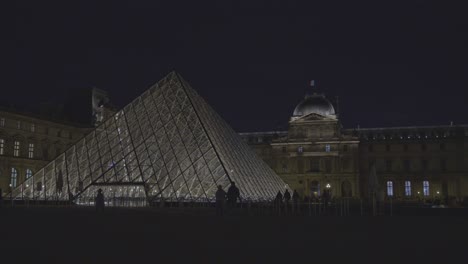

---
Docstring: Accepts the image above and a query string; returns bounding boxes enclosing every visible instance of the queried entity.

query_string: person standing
[283,189,291,213]
[95,189,105,212]
[227,182,240,209]
[292,190,300,213]
[215,185,227,216]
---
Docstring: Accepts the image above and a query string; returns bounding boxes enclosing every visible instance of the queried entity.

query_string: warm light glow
[437,191,440,194]
[326,183,331,189]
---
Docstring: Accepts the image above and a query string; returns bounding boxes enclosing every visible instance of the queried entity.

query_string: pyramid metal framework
[11,72,287,204]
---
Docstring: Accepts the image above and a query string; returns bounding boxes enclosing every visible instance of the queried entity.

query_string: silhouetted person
[275,191,283,208]
[284,189,291,203]
[283,189,291,213]
[292,190,300,212]
[227,182,240,209]
[95,189,105,212]
[215,185,227,216]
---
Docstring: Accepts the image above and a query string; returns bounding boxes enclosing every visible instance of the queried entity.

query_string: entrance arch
[309,180,320,198]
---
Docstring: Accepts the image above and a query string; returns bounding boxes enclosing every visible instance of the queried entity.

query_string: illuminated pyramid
[11,72,287,205]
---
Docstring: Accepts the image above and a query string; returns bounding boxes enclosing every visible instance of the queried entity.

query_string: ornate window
[325,144,331,152]
[421,159,428,171]
[403,160,411,172]
[405,181,411,196]
[310,159,320,172]
[14,141,20,157]
[28,143,34,158]
[386,181,394,196]
[385,160,392,172]
[10,168,18,188]
[423,181,430,196]
[282,146,287,153]
[26,169,33,179]
[440,159,447,171]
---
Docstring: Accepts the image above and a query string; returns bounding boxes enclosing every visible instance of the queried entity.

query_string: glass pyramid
[11,72,288,205]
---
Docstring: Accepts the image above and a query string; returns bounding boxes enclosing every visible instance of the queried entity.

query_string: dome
[293,93,335,117]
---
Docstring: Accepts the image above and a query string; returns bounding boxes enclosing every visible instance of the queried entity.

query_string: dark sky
[11,1,468,132]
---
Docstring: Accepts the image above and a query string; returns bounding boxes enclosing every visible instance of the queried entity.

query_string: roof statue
[10,72,288,205]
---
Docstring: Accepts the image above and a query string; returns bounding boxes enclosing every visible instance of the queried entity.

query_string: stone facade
[240,93,468,202]
[0,110,93,194]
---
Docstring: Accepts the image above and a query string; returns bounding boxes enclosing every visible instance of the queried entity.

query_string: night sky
[11,1,468,132]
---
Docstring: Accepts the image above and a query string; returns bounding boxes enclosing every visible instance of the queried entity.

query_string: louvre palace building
[239,92,468,202]
[2,73,468,204]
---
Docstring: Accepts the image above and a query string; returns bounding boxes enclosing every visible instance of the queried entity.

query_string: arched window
[386,181,393,196]
[423,181,430,196]
[405,181,411,196]
[10,168,18,188]
[26,169,33,179]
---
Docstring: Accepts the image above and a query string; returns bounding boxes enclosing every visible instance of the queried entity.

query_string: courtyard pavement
[1,206,467,263]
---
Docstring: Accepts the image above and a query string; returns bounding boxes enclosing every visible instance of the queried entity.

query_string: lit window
[26,169,33,179]
[325,144,331,152]
[17,121,21,129]
[423,181,430,196]
[0,118,4,127]
[405,181,411,196]
[31,123,35,132]
[297,146,303,153]
[14,141,20,157]
[386,181,393,196]
[28,143,34,158]
[10,168,18,188]
[0,138,4,155]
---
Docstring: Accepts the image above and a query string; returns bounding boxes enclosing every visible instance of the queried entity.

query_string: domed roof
[293,93,335,117]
